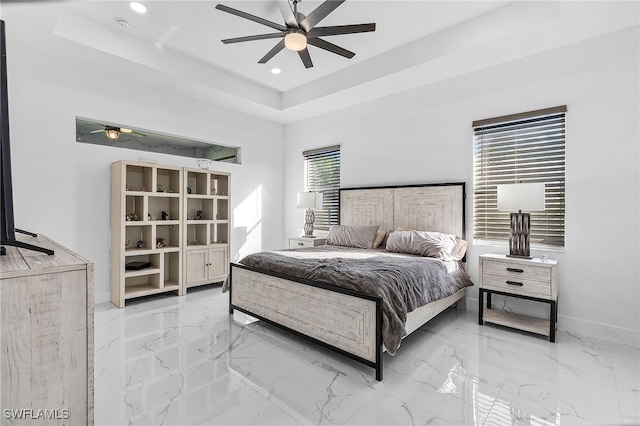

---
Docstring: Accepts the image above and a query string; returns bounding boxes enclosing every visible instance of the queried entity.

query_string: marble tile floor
[94,285,639,426]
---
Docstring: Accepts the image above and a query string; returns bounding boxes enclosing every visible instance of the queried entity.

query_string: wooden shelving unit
[111,161,231,307]
[110,161,184,308]
[183,168,230,289]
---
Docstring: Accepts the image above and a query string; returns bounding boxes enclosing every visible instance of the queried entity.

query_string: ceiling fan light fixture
[284,30,307,51]
[105,129,120,141]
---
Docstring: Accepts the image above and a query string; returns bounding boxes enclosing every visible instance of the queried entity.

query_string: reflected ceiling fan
[215,0,376,68]
[90,125,144,141]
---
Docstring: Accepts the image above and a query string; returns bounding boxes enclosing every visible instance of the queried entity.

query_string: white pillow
[450,238,468,261]
[386,230,464,260]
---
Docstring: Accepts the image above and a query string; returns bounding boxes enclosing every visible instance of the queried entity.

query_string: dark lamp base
[508,211,532,258]
[506,254,533,259]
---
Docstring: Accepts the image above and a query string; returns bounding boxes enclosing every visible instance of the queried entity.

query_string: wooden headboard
[339,183,465,238]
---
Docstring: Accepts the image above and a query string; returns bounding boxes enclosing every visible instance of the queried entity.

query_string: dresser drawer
[481,273,551,298]
[482,260,550,282]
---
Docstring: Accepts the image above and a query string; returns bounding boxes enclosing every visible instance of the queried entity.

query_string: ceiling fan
[90,125,144,141]
[215,0,376,69]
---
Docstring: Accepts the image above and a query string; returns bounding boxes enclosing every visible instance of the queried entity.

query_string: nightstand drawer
[290,239,315,248]
[289,237,326,249]
[482,261,550,282]
[482,273,551,298]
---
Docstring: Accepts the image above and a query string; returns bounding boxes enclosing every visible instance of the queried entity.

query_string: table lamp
[497,183,545,259]
[297,192,323,238]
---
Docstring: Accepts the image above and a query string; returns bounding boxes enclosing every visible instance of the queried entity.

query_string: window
[473,106,566,248]
[303,145,340,229]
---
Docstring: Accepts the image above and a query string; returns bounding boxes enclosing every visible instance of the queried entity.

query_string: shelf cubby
[125,195,145,222]
[125,165,153,192]
[186,171,209,195]
[211,174,229,196]
[148,196,181,221]
[215,199,229,220]
[212,223,229,244]
[186,223,208,246]
[156,224,180,249]
[124,253,160,270]
[124,273,162,296]
[163,252,181,288]
[156,168,181,194]
[125,225,153,251]
[186,198,214,221]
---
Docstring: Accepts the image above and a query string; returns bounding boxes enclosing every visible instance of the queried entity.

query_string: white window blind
[304,145,340,229]
[473,106,566,248]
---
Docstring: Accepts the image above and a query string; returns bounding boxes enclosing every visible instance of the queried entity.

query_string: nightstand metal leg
[550,300,557,343]
[478,289,484,325]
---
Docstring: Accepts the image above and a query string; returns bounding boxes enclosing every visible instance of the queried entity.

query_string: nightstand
[479,253,559,342]
[289,236,326,249]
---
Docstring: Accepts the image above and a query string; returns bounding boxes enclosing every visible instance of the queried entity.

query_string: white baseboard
[468,296,639,348]
[90,291,638,348]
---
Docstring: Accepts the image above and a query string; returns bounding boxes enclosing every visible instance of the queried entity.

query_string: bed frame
[228,182,466,381]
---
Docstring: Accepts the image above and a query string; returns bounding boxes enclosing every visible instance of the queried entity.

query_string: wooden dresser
[1,234,94,424]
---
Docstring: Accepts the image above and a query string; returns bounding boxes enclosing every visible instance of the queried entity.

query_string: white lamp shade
[497,183,546,211]
[297,192,323,209]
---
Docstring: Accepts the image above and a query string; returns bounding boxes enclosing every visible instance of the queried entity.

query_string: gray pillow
[386,230,458,260]
[326,225,380,249]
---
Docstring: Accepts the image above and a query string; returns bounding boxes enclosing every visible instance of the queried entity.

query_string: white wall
[4,4,638,342]
[3,11,284,303]
[283,27,640,343]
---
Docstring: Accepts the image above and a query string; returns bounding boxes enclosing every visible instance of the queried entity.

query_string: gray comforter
[228,245,474,354]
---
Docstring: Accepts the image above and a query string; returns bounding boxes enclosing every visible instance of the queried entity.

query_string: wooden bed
[228,182,467,380]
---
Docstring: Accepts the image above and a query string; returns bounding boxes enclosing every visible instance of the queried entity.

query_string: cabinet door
[208,247,228,282]
[185,249,208,286]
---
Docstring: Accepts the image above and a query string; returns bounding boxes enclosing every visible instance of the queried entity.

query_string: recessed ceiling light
[129,2,147,13]
[270,67,282,75]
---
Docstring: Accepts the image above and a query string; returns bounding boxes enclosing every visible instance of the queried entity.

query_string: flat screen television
[1,19,53,255]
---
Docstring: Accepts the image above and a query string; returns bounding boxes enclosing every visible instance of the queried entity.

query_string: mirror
[75,117,240,164]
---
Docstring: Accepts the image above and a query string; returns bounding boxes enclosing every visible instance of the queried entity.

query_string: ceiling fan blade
[215,4,287,32]
[307,23,376,38]
[307,38,354,59]
[258,39,286,64]
[298,48,314,68]
[222,33,284,44]
[298,0,345,32]
[89,129,105,134]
